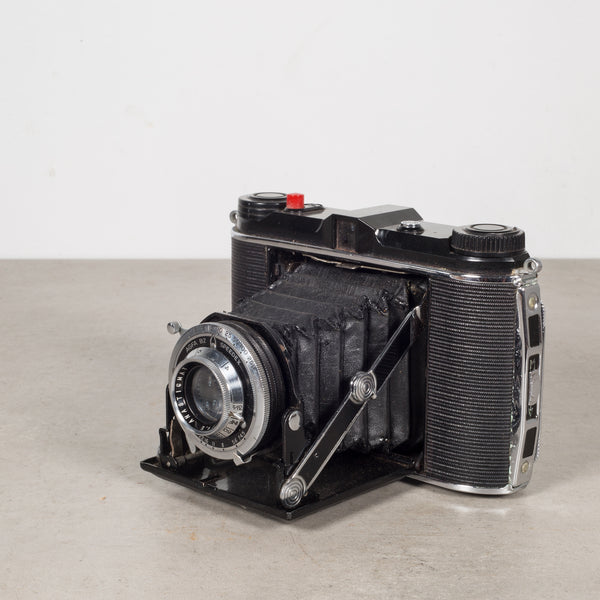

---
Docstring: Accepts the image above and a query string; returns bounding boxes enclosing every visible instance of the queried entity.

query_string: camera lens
[170,345,243,441]
[189,365,224,425]
[169,321,285,461]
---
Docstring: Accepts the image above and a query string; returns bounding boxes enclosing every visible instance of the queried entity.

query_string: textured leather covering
[424,277,516,487]
[231,237,269,307]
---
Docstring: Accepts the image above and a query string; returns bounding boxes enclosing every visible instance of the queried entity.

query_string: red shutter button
[286,193,305,210]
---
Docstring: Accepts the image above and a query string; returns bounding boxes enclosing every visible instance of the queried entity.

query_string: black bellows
[231,260,412,451]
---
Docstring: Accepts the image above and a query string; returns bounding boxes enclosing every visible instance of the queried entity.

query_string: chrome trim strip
[231,231,518,282]
[409,474,528,495]
[508,262,544,488]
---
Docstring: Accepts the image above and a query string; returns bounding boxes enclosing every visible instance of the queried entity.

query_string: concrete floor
[1,259,598,599]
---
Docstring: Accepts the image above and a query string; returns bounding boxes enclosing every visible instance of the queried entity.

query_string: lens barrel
[168,321,284,462]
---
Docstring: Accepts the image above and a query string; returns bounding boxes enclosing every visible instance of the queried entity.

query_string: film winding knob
[451,223,525,257]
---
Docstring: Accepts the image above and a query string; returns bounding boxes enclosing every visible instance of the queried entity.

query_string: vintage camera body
[141,192,544,519]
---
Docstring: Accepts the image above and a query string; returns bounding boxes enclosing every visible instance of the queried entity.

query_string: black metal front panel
[424,277,516,488]
[231,237,270,308]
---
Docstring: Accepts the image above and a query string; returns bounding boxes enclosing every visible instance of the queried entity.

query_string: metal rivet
[528,295,539,310]
[521,461,529,473]
[349,371,377,404]
[288,410,302,432]
[398,220,423,231]
[280,477,306,509]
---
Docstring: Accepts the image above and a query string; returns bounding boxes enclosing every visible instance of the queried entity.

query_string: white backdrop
[1,1,599,258]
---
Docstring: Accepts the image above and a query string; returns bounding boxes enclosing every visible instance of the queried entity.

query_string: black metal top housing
[235,194,529,275]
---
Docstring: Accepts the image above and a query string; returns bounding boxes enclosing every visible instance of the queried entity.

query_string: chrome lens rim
[168,321,273,462]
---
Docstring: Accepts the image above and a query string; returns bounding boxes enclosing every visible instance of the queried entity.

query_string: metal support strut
[279,306,423,509]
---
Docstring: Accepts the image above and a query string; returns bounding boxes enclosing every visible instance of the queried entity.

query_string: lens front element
[189,364,224,425]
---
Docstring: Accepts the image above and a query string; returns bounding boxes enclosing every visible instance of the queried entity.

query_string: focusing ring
[224,321,286,447]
